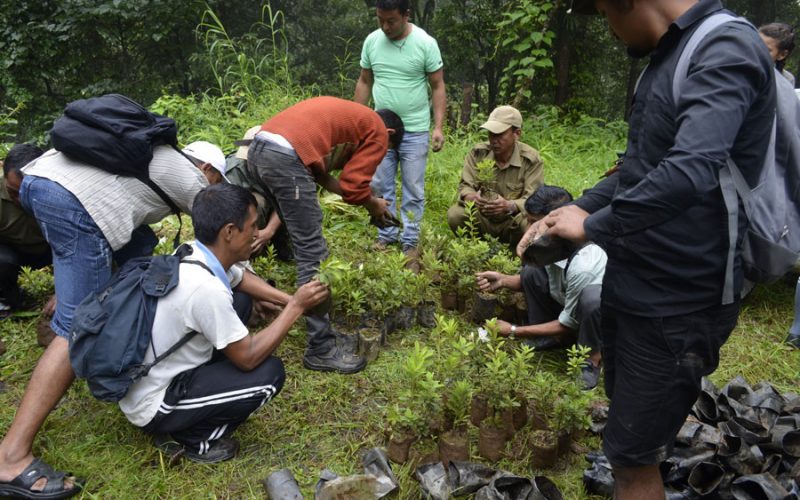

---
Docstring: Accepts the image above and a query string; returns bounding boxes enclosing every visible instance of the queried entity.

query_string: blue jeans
[370,131,429,248]
[20,176,156,338]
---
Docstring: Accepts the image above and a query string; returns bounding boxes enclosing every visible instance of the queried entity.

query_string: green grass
[1,106,798,499]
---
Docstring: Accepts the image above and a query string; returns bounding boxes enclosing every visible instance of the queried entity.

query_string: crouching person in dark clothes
[119,184,329,463]
[476,186,605,390]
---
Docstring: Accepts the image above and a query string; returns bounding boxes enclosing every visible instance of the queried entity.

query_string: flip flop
[0,457,82,499]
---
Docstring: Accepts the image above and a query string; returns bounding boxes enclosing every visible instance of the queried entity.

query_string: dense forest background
[1,0,799,144]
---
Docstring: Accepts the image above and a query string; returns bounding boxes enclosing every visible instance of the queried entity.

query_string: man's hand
[544,205,589,244]
[479,194,514,217]
[431,128,445,152]
[463,192,482,204]
[495,319,513,336]
[251,227,275,255]
[364,195,400,228]
[476,271,507,293]
[516,219,548,258]
[289,280,330,312]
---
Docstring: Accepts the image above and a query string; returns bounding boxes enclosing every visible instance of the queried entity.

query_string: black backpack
[69,245,212,402]
[50,94,190,247]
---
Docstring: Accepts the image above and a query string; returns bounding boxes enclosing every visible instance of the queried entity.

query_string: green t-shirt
[360,24,443,132]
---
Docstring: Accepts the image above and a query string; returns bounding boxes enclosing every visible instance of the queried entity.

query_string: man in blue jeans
[0,144,221,499]
[354,0,447,270]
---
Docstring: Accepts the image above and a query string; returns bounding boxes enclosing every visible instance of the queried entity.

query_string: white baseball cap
[182,141,228,182]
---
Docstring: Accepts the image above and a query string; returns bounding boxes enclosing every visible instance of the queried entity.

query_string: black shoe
[303,344,367,374]
[786,333,800,349]
[184,436,240,464]
[580,361,601,390]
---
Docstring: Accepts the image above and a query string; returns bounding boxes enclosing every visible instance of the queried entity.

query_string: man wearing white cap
[0,141,225,497]
[447,105,543,247]
[183,140,229,185]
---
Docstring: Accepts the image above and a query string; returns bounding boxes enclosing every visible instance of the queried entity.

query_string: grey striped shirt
[23,146,208,250]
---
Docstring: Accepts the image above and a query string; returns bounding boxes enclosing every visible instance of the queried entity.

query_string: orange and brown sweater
[261,96,388,205]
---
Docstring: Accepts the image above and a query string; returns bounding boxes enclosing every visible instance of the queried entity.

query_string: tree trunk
[460,82,474,127]
[553,7,571,107]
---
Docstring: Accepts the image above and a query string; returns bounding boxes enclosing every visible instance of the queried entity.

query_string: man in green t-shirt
[354,0,446,270]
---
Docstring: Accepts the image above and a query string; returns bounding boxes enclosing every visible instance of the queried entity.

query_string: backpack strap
[672,13,740,103]
[672,12,761,304]
[140,253,216,376]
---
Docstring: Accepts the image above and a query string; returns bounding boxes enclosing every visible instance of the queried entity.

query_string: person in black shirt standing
[523,0,776,497]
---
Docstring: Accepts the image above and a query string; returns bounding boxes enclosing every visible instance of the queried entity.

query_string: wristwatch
[509,324,517,339]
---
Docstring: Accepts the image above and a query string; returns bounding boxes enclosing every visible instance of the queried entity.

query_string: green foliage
[18,266,54,303]
[0,0,209,136]
[442,235,491,295]
[445,380,474,429]
[551,344,593,432]
[196,4,293,97]
[315,255,351,290]
[481,342,518,424]
[495,0,557,103]
[389,342,444,436]
[0,104,23,156]
[474,158,496,190]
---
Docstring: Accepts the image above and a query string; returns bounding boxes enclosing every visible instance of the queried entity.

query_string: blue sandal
[0,458,82,499]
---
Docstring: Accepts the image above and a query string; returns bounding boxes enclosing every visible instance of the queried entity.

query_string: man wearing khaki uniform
[447,105,544,247]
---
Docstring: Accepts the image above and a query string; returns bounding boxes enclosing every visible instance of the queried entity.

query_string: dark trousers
[519,265,602,352]
[143,356,285,455]
[142,295,281,455]
[601,301,739,467]
[247,137,334,354]
[0,243,51,309]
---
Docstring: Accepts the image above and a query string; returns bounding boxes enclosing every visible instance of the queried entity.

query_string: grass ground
[1,108,798,499]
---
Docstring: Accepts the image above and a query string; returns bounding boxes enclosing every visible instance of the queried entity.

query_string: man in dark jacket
[527,0,776,497]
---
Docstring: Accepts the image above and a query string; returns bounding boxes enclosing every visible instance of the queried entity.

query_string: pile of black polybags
[584,376,800,499]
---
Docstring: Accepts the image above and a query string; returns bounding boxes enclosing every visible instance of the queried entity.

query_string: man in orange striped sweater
[247,96,403,374]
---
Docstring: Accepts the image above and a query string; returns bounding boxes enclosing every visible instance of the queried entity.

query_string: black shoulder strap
[142,249,217,374]
[142,144,204,250]
[149,330,199,367]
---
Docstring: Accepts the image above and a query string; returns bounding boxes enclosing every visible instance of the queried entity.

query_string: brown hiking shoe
[403,246,421,274]
[36,317,56,347]
[372,239,395,252]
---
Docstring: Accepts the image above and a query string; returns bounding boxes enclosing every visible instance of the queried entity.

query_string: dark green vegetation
[1,1,799,498]
[2,0,800,148]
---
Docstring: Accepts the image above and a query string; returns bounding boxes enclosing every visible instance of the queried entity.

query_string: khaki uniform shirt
[457,142,544,213]
[0,175,49,255]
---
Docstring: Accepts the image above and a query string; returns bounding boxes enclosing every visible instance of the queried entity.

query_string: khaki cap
[480,106,523,134]
[235,125,263,160]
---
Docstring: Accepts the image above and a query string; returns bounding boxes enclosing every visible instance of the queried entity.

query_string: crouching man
[476,186,606,390]
[119,183,329,463]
